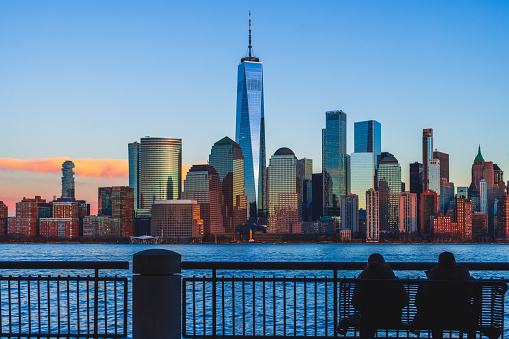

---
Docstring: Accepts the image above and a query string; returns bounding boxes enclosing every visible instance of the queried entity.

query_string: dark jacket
[426,265,473,281]
[352,263,408,327]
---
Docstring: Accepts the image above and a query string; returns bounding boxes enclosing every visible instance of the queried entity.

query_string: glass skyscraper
[422,128,433,191]
[128,142,140,209]
[322,110,347,217]
[354,120,381,164]
[350,153,375,211]
[377,153,402,232]
[235,14,265,218]
[61,160,75,198]
[129,137,182,216]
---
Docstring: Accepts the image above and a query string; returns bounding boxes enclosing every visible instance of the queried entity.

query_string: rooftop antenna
[248,11,252,58]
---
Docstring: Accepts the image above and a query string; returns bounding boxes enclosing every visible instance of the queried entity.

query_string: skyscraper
[420,190,438,236]
[354,120,381,163]
[235,13,265,218]
[350,153,376,211]
[298,158,313,221]
[399,192,418,233]
[130,137,182,216]
[322,110,347,217]
[61,160,75,198]
[428,158,441,199]
[340,194,359,232]
[366,189,379,242]
[128,142,141,209]
[480,179,488,214]
[422,128,433,191]
[267,148,301,234]
[377,153,401,232]
[183,164,223,237]
[433,151,449,181]
[472,145,495,188]
[209,137,247,233]
[98,187,112,216]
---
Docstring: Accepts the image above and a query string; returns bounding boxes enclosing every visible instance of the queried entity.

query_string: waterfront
[0,243,508,337]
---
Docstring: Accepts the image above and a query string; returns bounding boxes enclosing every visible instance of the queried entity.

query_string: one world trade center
[235,12,266,219]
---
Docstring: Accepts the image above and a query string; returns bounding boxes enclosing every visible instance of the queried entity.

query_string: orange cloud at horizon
[0,158,128,180]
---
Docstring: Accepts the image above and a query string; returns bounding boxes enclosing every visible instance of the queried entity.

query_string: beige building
[151,200,203,241]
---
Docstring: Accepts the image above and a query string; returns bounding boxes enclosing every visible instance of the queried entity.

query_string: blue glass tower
[235,13,265,218]
[354,120,381,163]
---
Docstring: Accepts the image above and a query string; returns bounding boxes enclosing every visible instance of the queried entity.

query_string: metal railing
[0,261,129,338]
[181,261,509,338]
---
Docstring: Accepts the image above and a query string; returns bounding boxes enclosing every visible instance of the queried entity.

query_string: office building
[479,179,488,214]
[377,153,401,232]
[322,110,347,217]
[472,212,488,238]
[433,151,449,181]
[111,186,134,237]
[366,189,379,242]
[456,198,473,240]
[83,216,122,237]
[298,159,313,221]
[350,152,376,211]
[312,173,323,220]
[494,164,504,184]
[497,194,509,239]
[0,202,7,235]
[209,137,247,233]
[130,137,182,216]
[151,200,203,241]
[399,192,418,233]
[420,190,438,236]
[183,164,223,237]
[354,120,381,162]
[472,145,495,188]
[61,160,75,198]
[98,187,112,216]
[409,162,423,196]
[128,142,141,209]
[267,148,301,234]
[440,179,455,214]
[457,187,468,199]
[422,129,433,191]
[39,199,80,239]
[340,194,359,232]
[235,13,265,218]
[428,158,441,195]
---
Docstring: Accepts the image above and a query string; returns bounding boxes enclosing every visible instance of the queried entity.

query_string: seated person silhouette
[348,253,408,339]
[414,252,475,339]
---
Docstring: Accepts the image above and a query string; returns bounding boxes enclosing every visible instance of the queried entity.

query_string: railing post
[133,249,181,339]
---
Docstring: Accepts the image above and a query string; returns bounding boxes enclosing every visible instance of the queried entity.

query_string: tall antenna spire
[248,11,252,57]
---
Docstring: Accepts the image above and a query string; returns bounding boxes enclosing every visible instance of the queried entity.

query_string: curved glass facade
[138,137,182,215]
[235,61,265,217]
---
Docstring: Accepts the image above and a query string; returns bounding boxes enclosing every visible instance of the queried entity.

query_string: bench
[338,278,508,338]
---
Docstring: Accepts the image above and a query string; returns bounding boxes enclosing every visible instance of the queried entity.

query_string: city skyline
[1,2,509,215]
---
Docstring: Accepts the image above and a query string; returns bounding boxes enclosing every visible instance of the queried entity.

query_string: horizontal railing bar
[0,261,129,270]
[183,277,507,284]
[0,276,128,282]
[181,261,509,271]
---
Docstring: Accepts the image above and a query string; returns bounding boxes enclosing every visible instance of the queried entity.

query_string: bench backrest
[339,278,507,330]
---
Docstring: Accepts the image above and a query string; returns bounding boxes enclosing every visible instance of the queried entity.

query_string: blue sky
[1,1,508,212]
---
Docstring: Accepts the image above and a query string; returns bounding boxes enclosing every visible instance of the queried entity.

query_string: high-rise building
[399,192,418,233]
[420,190,438,236]
[311,173,323,221]
[297,159,313,221]
[457,187,468,199]
[8,196,50,237]
[61,160,75,198]
[354,120,381,163]
[494,164,504,184]
[497,194,509,239]
[479,179,488,214]
[456,198,473,240]
[350,153,376,211]
[366,189,379,242]
[112,186,135,237]
[433,151,449,181]
[377,153,401,232]
[322,110,347,217]
[128,142,141,209]
[235,13,265,218]
[440,178,455,214]
[183,164,223,237]
[472,145,495,188]
[130,137,182,216]
[409,162,423,196]
[428,158,441,195]
[40,199,80,239]
[472,211,488,238]
[209,137,247,233]
[340,194,359,233]
[0,202,7,235]
[151,200,203,240]
[422,129,433,191]
[98,187,112,216]
[267,148,301,234]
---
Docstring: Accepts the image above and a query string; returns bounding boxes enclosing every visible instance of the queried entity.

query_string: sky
[1,1,509,216]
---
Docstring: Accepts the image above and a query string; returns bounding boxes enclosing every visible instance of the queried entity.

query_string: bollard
[132,249,181,339]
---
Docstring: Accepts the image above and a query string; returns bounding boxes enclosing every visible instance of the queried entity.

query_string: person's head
[367,253,386,265]
[438,251,456,267]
